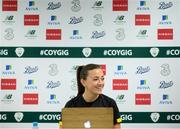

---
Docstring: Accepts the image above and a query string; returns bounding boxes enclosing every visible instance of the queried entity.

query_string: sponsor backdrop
[0,0,180,129]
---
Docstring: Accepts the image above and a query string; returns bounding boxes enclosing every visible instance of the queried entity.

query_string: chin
[96,91,102,95]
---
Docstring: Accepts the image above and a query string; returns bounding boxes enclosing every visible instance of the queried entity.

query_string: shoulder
[65,95,82,107]
[101,94,115,101]
[100,94,116,105]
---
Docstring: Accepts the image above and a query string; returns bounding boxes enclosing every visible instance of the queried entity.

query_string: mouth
[95,86,103,91]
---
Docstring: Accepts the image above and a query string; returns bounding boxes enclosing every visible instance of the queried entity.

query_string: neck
[82,92,99,102]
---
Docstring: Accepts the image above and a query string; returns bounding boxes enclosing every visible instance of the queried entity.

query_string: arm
[111,100,121,129]
[114,123,120,129]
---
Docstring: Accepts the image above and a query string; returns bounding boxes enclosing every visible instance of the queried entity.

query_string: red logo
[2,0,17,11]
[24,15,39,26]
[23,93,38,104]
[135,14,150,25]
[112,79,128,90]
[112,0,128,11]
[101,64,106,75]
[135,94,151,105]
[46,29,61,40]
[0,79,16,90]
[158,29,173,40]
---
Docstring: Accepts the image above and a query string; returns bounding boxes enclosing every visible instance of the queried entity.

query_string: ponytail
[77,66,84,96]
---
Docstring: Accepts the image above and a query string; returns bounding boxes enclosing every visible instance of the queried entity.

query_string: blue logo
[73,30,79,35]
[51,15,57,21]
[32,122,38,129]
[2,65,15,75]
[137,79,150,90]
[48,16,60,25]
[26,1,38,11]
[163,94,169,100]
[24,79,37,90]
[159,15,172,25]
[70,30,82,39]
[140,1,146,6]
[28,80,34,85]
[47,94,60,104]
[50,94,56,100]
[137,1,149,10]
[140,80,146,85]
[114,65,127,76]
[162,15,168,21]
[6,65,12,70]
[29,1,35,7]
[117,65,123,71]
[159,94,172,104]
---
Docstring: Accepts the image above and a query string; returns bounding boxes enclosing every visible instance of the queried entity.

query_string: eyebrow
[91,76,104,78]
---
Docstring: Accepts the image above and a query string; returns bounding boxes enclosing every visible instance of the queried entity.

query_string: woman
[60,64,121,128]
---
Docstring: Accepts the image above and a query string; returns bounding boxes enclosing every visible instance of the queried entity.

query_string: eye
[93,78,98,81]
[101,77,104,81]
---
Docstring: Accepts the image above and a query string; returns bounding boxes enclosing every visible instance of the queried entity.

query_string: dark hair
[77,64,101,96]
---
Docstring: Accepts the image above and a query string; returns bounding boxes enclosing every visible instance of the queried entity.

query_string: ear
[80,79,86,87]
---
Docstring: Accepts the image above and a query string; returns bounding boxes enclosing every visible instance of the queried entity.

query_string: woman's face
[81,68,105,95]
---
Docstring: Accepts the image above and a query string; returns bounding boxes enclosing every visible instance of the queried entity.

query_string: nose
[98,78,104,85]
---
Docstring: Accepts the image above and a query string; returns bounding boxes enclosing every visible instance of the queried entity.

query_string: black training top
[64,94,120,125]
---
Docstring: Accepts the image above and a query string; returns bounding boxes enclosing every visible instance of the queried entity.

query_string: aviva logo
[140,80,147,85]
[140,1,146,6]
[162,15,168,21]
[163,94,169,100]
[117,65,123,71]
[28,79,34,85]
[29,1,35,6]
[51,15,57,21]
[6,65,12,70]
[50,94,56,100]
